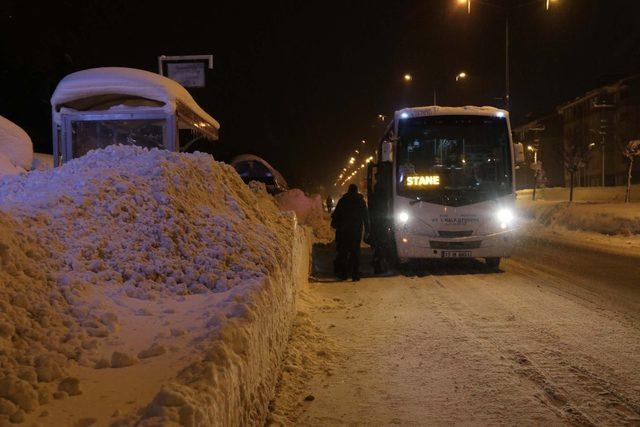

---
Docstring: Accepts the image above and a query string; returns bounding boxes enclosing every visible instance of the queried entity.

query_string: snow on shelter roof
[395,105,508,119]
[51,67,220,130]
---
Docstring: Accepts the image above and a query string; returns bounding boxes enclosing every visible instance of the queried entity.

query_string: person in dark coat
[331,184,370,281]
[326,195,334,213]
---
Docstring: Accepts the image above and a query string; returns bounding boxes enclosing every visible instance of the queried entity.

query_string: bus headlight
[397,211,410,224]
[496,208,515,229]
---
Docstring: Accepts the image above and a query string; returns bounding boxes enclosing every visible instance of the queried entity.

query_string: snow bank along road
[0,146,311,426]
[294,233,640,425]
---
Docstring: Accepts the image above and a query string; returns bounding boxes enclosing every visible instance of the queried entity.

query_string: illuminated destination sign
[406,175,440,187]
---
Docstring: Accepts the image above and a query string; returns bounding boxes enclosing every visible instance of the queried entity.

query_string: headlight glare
[496,208,515,229]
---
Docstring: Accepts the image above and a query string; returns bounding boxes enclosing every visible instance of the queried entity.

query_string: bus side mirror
[513,142,525,164]
[381,141,393,162]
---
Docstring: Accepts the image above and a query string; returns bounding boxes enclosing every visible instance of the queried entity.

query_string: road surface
[289,234,640,425]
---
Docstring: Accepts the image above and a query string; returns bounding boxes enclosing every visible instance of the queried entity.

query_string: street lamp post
[527,145,540,200]
[456,0,556,111]
[428,72,470,106]
[527,145,538,164]
[505,14,510,111]
[589,129,606,186]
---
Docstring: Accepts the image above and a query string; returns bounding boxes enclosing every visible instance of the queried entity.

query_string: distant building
[513,114,564,189]
[557,74,640,187]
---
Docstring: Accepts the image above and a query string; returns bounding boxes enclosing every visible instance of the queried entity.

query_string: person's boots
[334,259,347,280]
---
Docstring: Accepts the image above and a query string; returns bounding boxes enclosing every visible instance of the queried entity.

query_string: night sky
[1,0,639,193]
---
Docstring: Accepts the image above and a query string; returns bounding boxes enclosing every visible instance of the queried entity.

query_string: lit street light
[432,71,470,105]
[455,0,557,111]
[527,145,540,200]
[527,145,538,163]
[458,0,470,14]
[403,73,412,82]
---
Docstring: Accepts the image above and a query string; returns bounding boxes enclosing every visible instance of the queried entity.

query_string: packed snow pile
[31,153,53,172]
[518,199,640,236]
[0,115,33,177]
[0,145,310,425]
[518,185,640,203]
[267,290,337,424]
[275,189,322,224]
[518,186,640,236]
[275,189,332,241]
[309,212,334,243]
[0,146,291,299]
[0,212,84,423]
[0,152,23,177]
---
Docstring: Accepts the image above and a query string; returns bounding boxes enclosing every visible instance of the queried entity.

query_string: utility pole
[589,128,606,186]
[601,133,605,186]
[455,0,557,111]
[505,14,510,111]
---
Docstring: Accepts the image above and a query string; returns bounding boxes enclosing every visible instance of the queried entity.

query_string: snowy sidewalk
[518,199,640,236]
[284,235,640,425]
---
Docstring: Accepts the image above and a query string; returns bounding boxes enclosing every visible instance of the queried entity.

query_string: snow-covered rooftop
[51,67,220,130]
[396,105,508,119]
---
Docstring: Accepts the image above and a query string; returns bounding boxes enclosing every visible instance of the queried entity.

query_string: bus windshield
[396,115,512,204]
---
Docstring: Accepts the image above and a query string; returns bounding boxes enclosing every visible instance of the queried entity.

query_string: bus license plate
[442,251,472,258]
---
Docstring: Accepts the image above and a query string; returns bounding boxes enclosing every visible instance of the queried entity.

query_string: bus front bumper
[395,230,516,261]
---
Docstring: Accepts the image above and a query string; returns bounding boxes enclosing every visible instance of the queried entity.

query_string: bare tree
[563,140,593,202]
[624,140,640,203]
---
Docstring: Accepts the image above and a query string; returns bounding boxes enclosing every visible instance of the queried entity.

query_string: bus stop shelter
[51,67,219,165]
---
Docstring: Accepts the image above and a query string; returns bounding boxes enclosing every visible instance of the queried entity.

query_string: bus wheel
[485,257,501,270]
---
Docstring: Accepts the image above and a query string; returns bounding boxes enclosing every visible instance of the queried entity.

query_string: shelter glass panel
[71,119,166,158]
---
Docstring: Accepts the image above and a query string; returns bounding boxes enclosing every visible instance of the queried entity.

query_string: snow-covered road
[292,235,640,425]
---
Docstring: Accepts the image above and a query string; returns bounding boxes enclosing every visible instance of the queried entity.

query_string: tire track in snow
[426,271,640,426]
[507,256,640,333]
[299,277,563,425]
[425,276,592,425]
